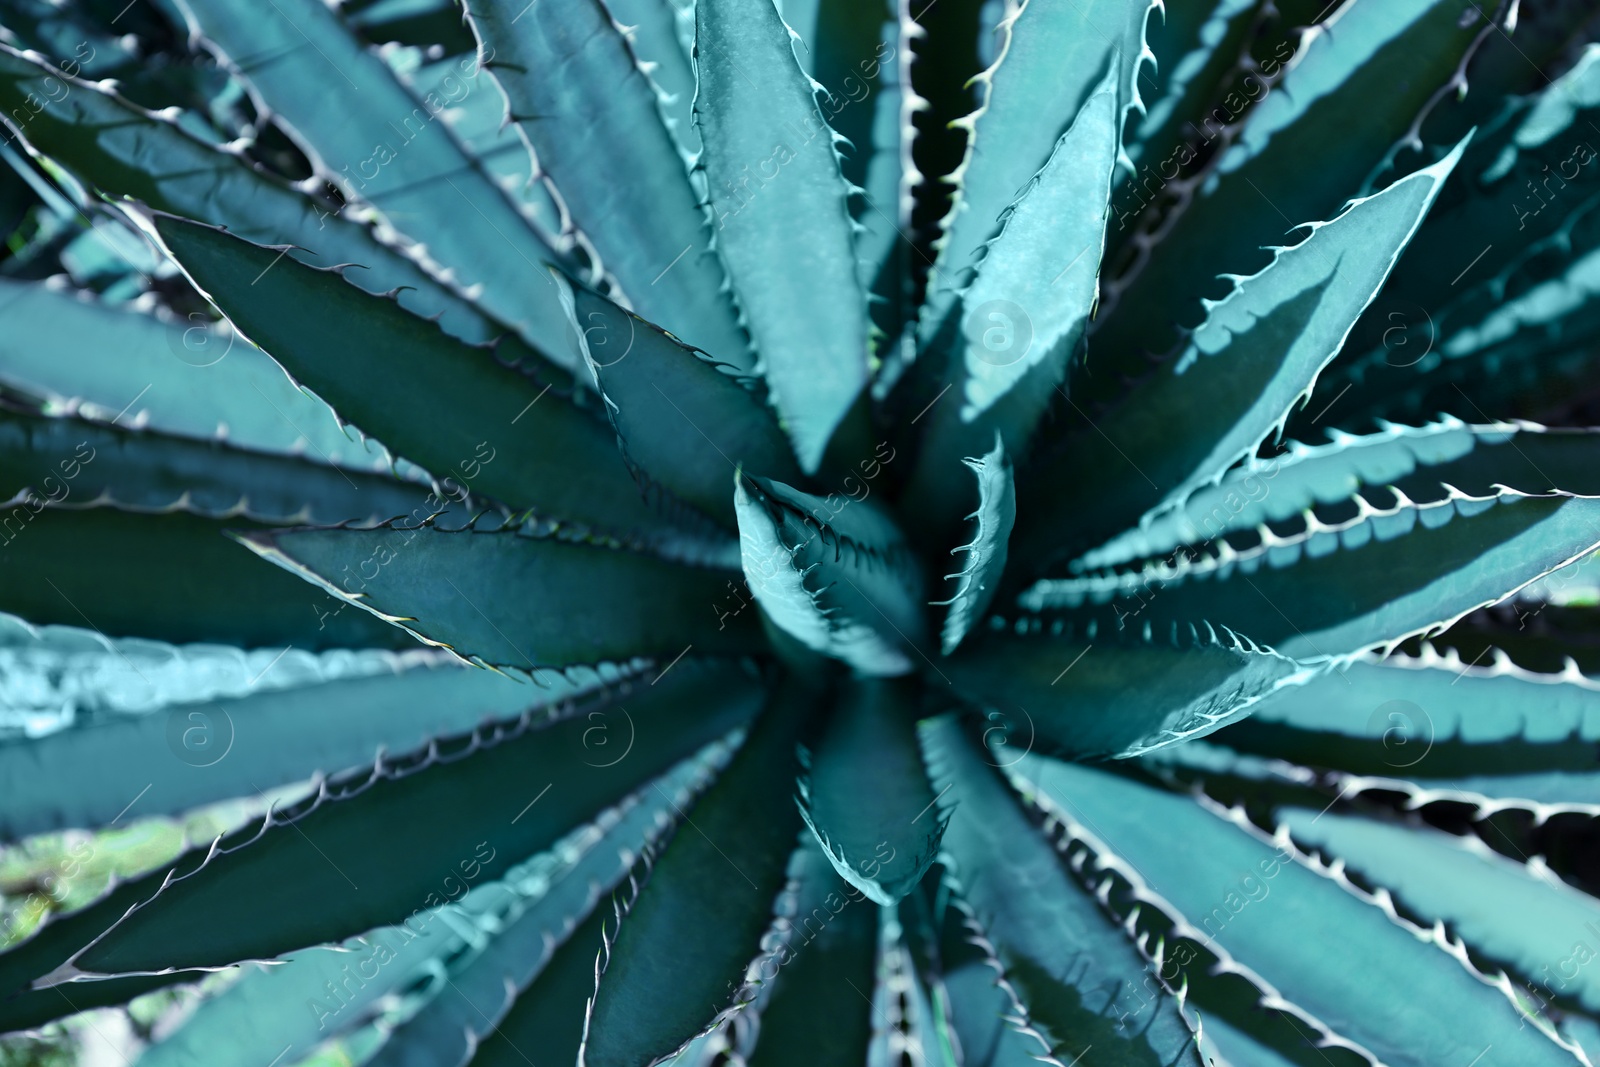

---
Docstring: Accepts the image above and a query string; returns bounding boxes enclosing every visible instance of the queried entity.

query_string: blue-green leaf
[938,434,1014,654]
[1011,753,1586,1067]
[922,0,1155,341]
[462,0,745,363]
[946,620,1301,759]
[0,657,618,842]
[1016,138,1467,568]
[1281,806,1600,1015]
[799,677,942,905]
[1023,491,1600,664]
[734,475,926,676]
[178,0,574,356]
[237,523,761,670]
[919,717,1205,1066]
[694,0,871,472]
[581,685,811,1067]
[558,277,799,529]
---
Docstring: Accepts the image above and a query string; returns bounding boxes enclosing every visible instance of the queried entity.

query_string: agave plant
[4,0,1600,1064]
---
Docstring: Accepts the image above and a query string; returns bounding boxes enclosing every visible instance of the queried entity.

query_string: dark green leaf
[938,434,1014,654]
[799,676,942,904]
[695,0,871,472]
[462,0,745,364]
[238,523,762,670]
[919,716,1205,1066]
[581,684,811,1067]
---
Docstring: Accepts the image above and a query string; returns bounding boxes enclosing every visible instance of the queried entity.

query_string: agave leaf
[0,44,542,359]
[1217,647,1600,786]
[1282,806,1600,1014]
[907,71,1118,517]
[798,677,942,905]
[1383,44,1600,320]
[945,620,1301,760]
[581,684,811,1067]
[361,749,724,1067]
[744,836,879,1067]
[1080,421,1600,572]
[0,658,615,842]
[1023,491,1600,664]
[558,277,800,529]
[0,973,181,1034]
[0,503,405,649]
[694,0,871,473]
[1016,139,1467,569]
[0,406,437,526]
[461,0,745,364]
[152,215,722,553]
[921,0,1155,341]
[1095,0,1499,370]
[237,524,762,669]
[918,716,1205,1066]
[1125,0,1261,173]
[938,434,1015,654]
[157,748,719,1067]
[1014,753,1586,1067]
[177,0,575,356]
[734,474,926,676]
[346,0,478,53]
[0,278,386,472]
[605,0,700,159]
[0,660,763,987]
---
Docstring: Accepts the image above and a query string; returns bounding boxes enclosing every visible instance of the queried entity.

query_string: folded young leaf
[0,660,763,987]
[238,523,763,669]
[1012,753,1585,1067]
[938,434,1015,654]
[462,0,745,364]
[178,0,576,357]
[919,717,1206,1067]
[559,277,799,529]
[581,684,811,1067]
[799,676,942,904]
[1023,491,1600,663]
[154,215,721,555]
[694,0,871,472]
[1017,138,1467,569]
[734,474,926,676]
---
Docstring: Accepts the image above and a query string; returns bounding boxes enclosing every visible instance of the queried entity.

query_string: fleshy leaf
[1022,491,1600,663]
[581,685,810,1067]
[558,277,799,529]
[461,0,745,363]
[938,434,1015,654]
[694,0,871,472]
[237,524,762,669]
[1011,753,1586,1067]
[945,619,1302,759]
[0,660,763,988]
[177,0,575,356]
[734,475,926,676]
[152,214,719,554]
[1016,138,1467,568]
[798,676,943,904]
[918,717,1206,1067]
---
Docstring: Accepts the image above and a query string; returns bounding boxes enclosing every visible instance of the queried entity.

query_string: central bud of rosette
[733,473,929,677]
